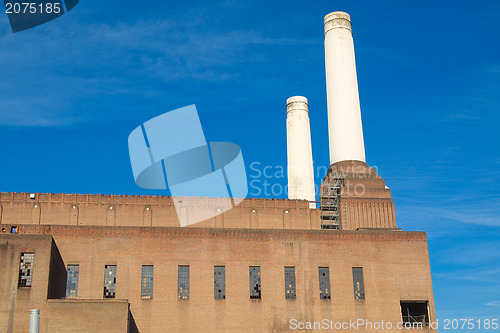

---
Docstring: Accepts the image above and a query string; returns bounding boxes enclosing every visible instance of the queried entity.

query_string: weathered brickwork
[0,234,129,332]
[0,235,53,333]
[0,179,436,333]
[1,223,435,332]
[45,299,129,332]
[0,193,319,230]
[320,160,398,229]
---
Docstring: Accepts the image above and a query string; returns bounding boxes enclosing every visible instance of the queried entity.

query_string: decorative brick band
[0,192,310,209]
[16,224,427,242]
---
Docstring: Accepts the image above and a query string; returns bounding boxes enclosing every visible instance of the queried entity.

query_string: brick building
[0,11,436,333]
[0,163,436,332]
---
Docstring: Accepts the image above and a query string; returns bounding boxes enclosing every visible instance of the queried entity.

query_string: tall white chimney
[324,11,366,165]
[286,96,316,209]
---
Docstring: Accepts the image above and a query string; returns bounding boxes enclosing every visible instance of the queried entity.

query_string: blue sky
[1,0,499,327]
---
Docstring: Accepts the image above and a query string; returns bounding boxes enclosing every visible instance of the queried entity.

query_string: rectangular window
[141,265,154,299]
[284,266,296,299]
[103,265,117,299]
[178,265,189,299]
[65,264,79,298]
[249,266,261,299]
[214,266,226,299]
[352,267,365,300]
[18,252,34,288]
[318,267,331,299]
[401,301,430,327]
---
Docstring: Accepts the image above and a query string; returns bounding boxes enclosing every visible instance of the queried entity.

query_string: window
[65,265,79,298]
[318,267,331,299]
[141,265,154,299]
[18,252,34,288]
[352,267,365,300]
[401,301,430,327]
[103,265,117,299]
[249,266,261,299]
[178,265,189,299]
[214,266,226,299]
[284,266,296,299]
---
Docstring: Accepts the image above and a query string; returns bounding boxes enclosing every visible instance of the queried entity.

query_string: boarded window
[178,265,189,299]
[214,266,226,299]
[103,265,117,299]
[352,267,365,300]
[318,267,331,299]
[141,265,154,299]
[18,252,34,288]
[65,265,79,298]
[284,266,296,299]
[249,266,261,299]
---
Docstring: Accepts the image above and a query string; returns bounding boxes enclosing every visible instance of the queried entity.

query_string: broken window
[141,265,154,299]
[352,267,365,300]
[178,265,189,299]
[65,264,79,298]
[18,252,34,288]
[284,266,296,299]
[318,267,331,299]
[103,265,117,299]
[401,301,430,326]
[214,266,226,299]
[249,266,261,299]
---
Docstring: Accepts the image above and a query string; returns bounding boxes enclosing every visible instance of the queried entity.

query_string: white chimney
[286,96,316,209]
[324,11,366,165]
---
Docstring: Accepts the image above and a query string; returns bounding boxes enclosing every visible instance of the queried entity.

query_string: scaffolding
[320,178,343,229]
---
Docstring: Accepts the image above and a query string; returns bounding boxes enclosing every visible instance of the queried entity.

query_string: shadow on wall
[47,239,66,299]
[129,307,139,333]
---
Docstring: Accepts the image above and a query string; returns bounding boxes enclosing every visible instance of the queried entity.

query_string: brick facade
[0,219,436,332]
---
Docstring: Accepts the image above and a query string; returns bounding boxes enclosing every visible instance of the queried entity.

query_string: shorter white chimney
[286,96,316,209]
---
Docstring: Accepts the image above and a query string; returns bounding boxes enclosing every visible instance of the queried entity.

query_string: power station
[0,12,436,332]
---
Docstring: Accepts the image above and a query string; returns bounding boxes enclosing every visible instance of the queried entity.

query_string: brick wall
[2,225,436,332]
[0,193,319,230]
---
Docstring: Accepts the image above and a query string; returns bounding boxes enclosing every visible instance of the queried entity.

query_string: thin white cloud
[435,241,500,266]
[434,267,500,283]
[486,301,500,307]
[0,17,317,127]
[397,198,500,229]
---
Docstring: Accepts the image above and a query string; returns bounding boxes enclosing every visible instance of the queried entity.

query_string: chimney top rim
[324,11,351,23]
[286,96,308,106]
[286,96,309,115]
